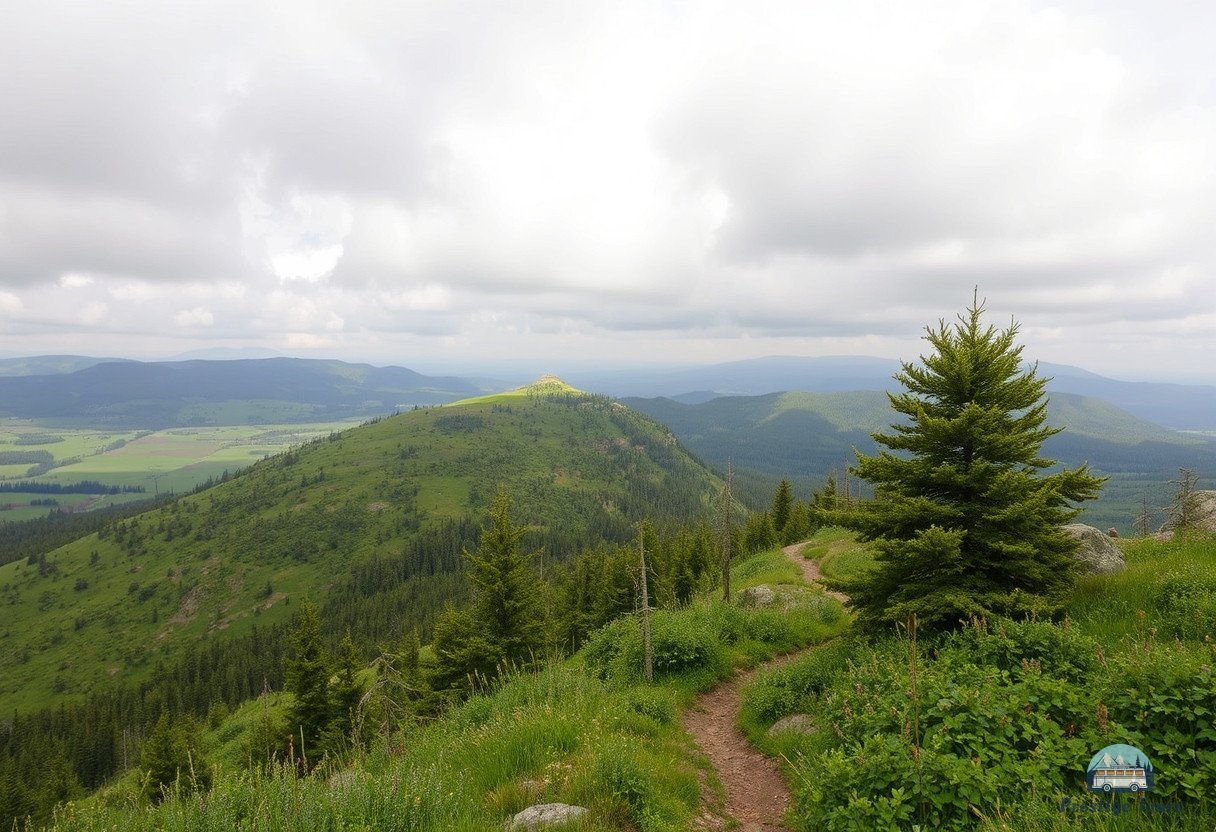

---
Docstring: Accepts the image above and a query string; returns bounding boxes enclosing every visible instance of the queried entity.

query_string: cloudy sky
[2,0,1214,381]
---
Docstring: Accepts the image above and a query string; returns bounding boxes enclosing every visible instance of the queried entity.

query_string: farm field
[0,419,360,521]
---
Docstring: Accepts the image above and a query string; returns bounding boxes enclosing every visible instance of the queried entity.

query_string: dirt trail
[781,541,849,603]
[683,541,848,831]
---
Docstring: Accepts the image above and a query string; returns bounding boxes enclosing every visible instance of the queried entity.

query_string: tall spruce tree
[284,602,332,762]
[466,490,545,667]
[770,479,794,538]
[837,298,1104,630]
[433,491,544,690]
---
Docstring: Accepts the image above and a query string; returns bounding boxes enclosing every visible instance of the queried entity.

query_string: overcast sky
[2,0,1214,382]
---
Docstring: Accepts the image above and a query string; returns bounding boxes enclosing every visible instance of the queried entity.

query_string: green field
[0,419,360,520]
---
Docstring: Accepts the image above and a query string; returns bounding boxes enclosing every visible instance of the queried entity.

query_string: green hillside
[626,390,1216,528]
[0,381,722,714]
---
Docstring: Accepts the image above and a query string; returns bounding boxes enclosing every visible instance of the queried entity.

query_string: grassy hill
[0,381,723,714]
[626,390,1216,529]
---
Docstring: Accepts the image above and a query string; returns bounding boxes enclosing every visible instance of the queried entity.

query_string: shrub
[1153,570,1216,640]
[937,617,1099,682]
[742,639,853,726]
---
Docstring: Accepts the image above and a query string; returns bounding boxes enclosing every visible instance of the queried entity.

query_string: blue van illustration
[1086,744,1154,794]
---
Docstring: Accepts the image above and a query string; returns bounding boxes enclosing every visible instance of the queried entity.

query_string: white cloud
[174,307,215,327]
[0,0,1213,381]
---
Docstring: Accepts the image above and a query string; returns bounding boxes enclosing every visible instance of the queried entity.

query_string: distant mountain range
[0,357,488,427]
[574,356,1216,431]
[2,353,1214,432]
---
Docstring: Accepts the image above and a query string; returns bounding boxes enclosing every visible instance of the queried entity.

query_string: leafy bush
[741,639,853,726]
[583,599,844,683]
[937,617,1099,682]
[1103,641,1216,801]
[582,607,728,681]
[1153,570,1216,640]
[783,617,1216,830]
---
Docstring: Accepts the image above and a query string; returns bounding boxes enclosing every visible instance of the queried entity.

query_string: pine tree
[781,500,813,545]
[838,297,1104,631]
[770,479,794,539]
[742,511,777,554]
[140,713,207,802]
[433,491,544,690]
[284,602,332,762]
[465,490,545,669]
[328,632,364,749]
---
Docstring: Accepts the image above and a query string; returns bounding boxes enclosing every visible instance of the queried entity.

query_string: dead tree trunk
[718,460,734,603]
[639,530,653,683]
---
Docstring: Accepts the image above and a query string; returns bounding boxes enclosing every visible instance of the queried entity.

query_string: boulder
[766,713,816,736]
[1063,524,1126,574]
[738,585,776,607]
[505,803,588,831]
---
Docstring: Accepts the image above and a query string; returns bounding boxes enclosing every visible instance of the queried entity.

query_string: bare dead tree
[1133,495,1155,537]
[638,528,653,684]
[718,460,734,603]
[1168,468,1201,532]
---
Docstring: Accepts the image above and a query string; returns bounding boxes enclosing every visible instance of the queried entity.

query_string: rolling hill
[625,390,1216,529]
[0,380,723,713]
[0,357,488,427]
[577,356,1216,431]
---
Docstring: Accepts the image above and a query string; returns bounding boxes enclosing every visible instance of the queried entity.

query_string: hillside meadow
[32,547,850,832]
[15,528,1214,831]
[740,531,1216,831]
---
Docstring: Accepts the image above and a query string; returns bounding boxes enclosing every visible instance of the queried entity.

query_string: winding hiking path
[683,541,847,832]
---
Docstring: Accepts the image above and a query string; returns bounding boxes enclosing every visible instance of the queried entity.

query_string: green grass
[798,526,874,582]
[732,547,803,588]
[738,532,1216,832]
[40,550,848,832]
[1068,533,1216,643]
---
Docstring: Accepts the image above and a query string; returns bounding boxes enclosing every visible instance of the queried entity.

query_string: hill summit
[518,374,581,395]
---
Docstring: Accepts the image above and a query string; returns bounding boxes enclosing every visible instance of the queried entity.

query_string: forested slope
[0,383,722,714]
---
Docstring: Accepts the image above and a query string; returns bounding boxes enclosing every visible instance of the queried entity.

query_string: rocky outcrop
[505,803,588,831]
[1063,524,1126,574]
[738,585,776,607]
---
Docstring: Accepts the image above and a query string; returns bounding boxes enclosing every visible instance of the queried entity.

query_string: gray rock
[505,803,588,831]
[767,713,816,736]
[1063,524,1126,574]
[738,585,776,607]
